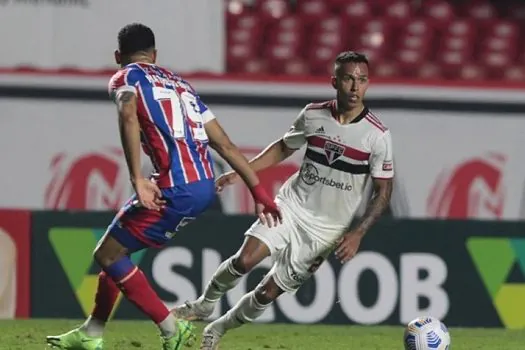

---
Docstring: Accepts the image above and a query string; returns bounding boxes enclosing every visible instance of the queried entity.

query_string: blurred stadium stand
[225,0,525,81]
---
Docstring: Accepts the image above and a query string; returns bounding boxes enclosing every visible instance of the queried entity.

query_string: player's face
[114,50,122,65]
[331,62,369,110]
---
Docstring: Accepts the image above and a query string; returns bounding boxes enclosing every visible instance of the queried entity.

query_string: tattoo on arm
[355,178,393,234]
[117,91,135,107]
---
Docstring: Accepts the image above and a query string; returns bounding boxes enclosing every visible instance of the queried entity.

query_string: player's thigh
[243,213,294,259]
[233,235,272,271]
[103,195,181,252]
[269,228,333,293]
[93,230,130,267]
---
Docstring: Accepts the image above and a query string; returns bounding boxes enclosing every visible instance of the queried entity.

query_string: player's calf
[173,236,271,319]
[201,274,284,349]
[172,257,242,320]
[94,235,180,339]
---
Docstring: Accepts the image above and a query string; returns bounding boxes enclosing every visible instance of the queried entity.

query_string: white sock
[210,291,271,335]
[158,313,177,338]
[199,257,243,308]
[80,315,106,337]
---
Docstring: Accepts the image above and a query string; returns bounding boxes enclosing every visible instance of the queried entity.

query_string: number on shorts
[176,216,196,231]
[165,217,196,239]
[307,256,325,273]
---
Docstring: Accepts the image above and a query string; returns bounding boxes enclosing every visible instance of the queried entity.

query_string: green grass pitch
[0,319,523,349]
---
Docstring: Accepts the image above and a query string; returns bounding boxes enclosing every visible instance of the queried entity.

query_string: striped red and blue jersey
[108,62,215,188]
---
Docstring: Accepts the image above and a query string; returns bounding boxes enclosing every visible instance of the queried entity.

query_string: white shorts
[245,204,334,293]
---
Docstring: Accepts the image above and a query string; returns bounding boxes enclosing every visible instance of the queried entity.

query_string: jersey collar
[329,100,369,124]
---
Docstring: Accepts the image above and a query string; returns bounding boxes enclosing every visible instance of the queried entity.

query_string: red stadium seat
[463,1,498,21]
[225,0,251,22]
[308,45,340,76]
[373,61,401,78]
[504,65,525,81]
[297,0,330,24]
[267,25,304,48]
[323,0,351,12]
[480,36,517,61]
[437,50,470,79]
[479,51,514,79]
[416,62,442,79]
[421,0,455,28]
[283,58,310,75]
[228,27,259,46]
[241,58,269,74]
[505,3,525,21]
[265,43,301,74]
[224,0,525,82]
[311,16,345,51]
[228,13,261,32]
[439,20,477,62]
[341,0,373,27]
[398,19,434,59]
[274,15,303,32]
[395,49,426,75]
[486,20,519,39]
[225,0,257,29]
[227,43,258,73]
[459,63,487,81]
[445,19,476,38]
[314,15,345,34]
[380,0,413,24]
[255,0,290,22]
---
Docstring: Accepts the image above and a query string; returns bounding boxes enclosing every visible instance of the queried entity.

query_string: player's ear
[114,50,121,65]
[331,76,337,90]
[152,49,158,63]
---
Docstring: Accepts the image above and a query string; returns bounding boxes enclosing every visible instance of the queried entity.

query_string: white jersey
[277,100,394,244]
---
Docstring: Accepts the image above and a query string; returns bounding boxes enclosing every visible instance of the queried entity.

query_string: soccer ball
[403,316,451,350]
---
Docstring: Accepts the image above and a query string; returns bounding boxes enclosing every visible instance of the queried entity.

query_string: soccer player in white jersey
[172,51,394,349]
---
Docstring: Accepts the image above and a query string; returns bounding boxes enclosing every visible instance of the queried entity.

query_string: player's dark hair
[334,51,369,67]
[118,23,155,56]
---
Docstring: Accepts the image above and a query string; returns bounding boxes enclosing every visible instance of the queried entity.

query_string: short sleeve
[369,130,394,179]
[282,107,307,149]
[108,69,140,104]
[196,95,216,124]
[183,81,216,124]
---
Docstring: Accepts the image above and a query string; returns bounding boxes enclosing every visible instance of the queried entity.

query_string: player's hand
[250,185,283,227]
[134,178,166,211]
[215,171,240,193]
[255,201,282,228]
[335,230,364,264]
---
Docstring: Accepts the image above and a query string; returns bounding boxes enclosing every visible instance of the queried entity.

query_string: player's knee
[231,254,257,274]
[255,277,284,303]
[93,245,126,269]
[93,248,114,268]
[93,234,129,268]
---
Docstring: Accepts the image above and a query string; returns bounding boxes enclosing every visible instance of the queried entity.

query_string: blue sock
[104,256,136,282]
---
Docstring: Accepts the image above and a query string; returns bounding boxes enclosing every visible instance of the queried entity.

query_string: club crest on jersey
[324,141,344,165]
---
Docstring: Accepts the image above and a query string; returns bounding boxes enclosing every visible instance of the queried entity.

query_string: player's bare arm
[117,91,164,211]
[249,138,296,171]
[335,177,393,263]
[117,91,142,181]
[205,119,261,188]
[216,138,296,191]
[354,177,393,234]
[205,119,282,225]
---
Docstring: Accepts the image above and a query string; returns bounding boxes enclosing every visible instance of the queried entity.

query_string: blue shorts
[106,179,216,251]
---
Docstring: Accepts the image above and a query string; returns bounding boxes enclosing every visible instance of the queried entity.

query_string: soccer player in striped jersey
[172,51,394,349]
[46,23,281,350]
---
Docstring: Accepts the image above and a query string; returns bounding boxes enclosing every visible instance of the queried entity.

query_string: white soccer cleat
[200,325,222,350]
[170,300,213,321]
